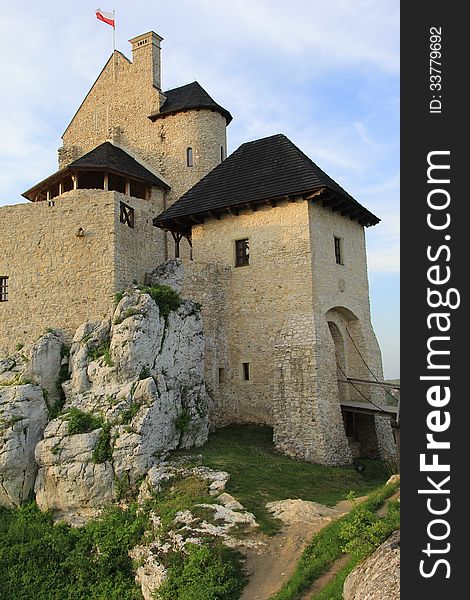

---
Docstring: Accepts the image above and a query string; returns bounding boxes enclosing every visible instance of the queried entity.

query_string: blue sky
[0,0,399,377]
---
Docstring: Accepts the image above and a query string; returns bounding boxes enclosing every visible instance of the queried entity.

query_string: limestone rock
[343,530,400,600]
[24,331,63,404]
[144,258,184,292]
[0,384,48,507]
[266,499,342,525]
[35,288,211,520]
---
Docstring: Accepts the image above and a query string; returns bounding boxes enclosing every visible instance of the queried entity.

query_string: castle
[0,31,396,466]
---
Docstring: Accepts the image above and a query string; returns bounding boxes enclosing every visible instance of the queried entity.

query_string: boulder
[343,530,400,600]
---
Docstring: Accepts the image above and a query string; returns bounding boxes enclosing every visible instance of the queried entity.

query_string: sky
[0,0,400,378]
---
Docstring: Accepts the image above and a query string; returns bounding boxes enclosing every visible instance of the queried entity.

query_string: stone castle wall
[0,189,166,355]
[0,191,116,355]
[114,188,167,291]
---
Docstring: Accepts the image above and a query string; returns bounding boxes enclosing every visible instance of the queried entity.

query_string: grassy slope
[174,425,389,534]
[270,485,400,600]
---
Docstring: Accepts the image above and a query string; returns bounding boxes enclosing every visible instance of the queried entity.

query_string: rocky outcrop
[343,530,400,600]
[34,288,210,521]
[0,333,64,507]
[130,461,259,600]
[144,258,184,292]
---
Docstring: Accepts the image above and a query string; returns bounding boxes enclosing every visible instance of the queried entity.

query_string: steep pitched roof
[22,142,169,200]
[68,142,169,188]
[148,81,233,124]
[154,134,379,232]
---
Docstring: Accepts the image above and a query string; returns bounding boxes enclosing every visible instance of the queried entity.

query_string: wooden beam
[227,207,239,216]
[267,199,277,208]
[246,203,257,212]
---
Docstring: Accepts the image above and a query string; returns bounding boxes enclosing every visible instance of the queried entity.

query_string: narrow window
[120,201,135,229]
[218,368,225,384]
[334,236,343,265]
[343,411,356,439]
[242,363,250,381]
[186,147,193,167]
[0,277,9,302]
[235,238,249,267]
[220,146,225,161]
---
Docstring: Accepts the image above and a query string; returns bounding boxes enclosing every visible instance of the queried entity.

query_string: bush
[158,543,246,600]
[92,424,113,464]
[0,502,146,600]
[339,500,400,557]
[89,341,113,367]
[174,408,192,433]
[66,408,103,435]
[120,402,141,425]
[139,285,181,319]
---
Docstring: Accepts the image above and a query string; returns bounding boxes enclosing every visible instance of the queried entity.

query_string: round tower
[148,81,232,208]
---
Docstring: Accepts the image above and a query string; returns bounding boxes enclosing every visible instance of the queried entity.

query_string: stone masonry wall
[114,188,166,291]
[0,189,167,356]
[188,200,317,427]
[0,191,116,355]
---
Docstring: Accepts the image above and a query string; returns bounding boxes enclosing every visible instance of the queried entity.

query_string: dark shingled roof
[154,134,379,232]
[149,81,233,125]
[69,142,169,188]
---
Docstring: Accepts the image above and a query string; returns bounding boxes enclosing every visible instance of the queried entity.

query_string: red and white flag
[96,8,115,28]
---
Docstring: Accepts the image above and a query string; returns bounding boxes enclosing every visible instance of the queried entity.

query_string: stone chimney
[129,31,163,90]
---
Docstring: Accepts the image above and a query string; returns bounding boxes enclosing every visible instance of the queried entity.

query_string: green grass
[270,484,400,600]
[173,425,390,534]
[0,503,146,600]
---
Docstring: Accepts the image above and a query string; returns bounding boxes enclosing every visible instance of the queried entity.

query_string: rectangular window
[334,236,343,265]
[218,368,225,384]
[235,238,249,267]
[0,277,8,302]
[242,363,250,381]
[120,201,135,229]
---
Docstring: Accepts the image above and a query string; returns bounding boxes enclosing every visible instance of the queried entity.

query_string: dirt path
[298,554,351,600]
[240,498,365,600]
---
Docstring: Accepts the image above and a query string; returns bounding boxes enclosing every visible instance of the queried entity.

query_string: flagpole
[112,10,116,83]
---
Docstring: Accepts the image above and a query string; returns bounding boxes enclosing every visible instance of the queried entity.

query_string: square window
[334,236,343,265]
[235,239,249,267]
[0,276,9,302]
[120,201,135,229]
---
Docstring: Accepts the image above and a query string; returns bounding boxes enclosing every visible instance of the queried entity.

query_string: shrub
[89,341,113,367]
[66,408,103,435]
[114,308,142,326]
[120,403,141,425]
[339,500,400,557]
[92,424,113,464]
[158,543,246,600]
[174,408,192,433]
[0,502,146,600]
[139,365,151,380]
[139,285,181,319]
